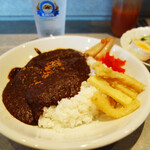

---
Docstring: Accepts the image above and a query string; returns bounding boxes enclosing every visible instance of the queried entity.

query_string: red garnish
[99,52,126,73]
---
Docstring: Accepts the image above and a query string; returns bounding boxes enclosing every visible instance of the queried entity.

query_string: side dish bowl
[120,27,150,70]
[0,35,150,150]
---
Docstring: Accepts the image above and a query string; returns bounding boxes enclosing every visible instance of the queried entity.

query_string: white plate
[120,27,150,70]
[0,35,150,150]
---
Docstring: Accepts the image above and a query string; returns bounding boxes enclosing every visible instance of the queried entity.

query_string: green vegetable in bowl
[129,40,133,44]
[141,36,150,41]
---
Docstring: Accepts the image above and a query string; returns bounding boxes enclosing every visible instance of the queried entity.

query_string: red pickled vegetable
[99,52,126,73]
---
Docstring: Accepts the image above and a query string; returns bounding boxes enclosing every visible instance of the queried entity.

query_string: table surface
[0,21,150,150]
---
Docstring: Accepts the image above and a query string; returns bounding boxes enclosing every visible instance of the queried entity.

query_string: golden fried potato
[93,61,145,93]
[110,81,138,99]
[92,92,140,118]
[88,59,145,119]
[88,76,133,106]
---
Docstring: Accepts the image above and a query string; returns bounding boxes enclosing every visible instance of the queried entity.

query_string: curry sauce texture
[2,49,90,125]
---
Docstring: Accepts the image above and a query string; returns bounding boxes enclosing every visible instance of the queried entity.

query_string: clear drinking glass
[31,0,67,38]
[111,0,143,37]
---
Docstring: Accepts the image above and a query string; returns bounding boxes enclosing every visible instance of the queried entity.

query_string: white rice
[38,57,100,129]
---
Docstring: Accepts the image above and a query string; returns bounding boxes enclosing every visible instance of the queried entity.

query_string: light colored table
[0,33,150,150]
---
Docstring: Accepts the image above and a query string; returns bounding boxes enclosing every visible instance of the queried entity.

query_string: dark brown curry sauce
[2,49,90,125]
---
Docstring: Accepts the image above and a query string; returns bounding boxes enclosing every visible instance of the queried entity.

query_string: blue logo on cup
[36,1,59,17]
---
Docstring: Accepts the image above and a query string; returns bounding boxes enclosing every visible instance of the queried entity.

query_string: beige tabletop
[0,33,150,150]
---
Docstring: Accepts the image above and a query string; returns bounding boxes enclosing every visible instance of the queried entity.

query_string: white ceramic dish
[120,27,150,70]
[0,35,150,150]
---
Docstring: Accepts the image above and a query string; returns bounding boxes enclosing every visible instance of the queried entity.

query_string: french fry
[88,55,144,119]
[95,37,116,60]
[84,38,109,57]
[93,61,145,93]
[92,91,140,118]
[88,76,133,106]
[110,81,138,99]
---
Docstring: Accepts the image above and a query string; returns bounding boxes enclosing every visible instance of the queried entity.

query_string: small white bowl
[120,27,150,70]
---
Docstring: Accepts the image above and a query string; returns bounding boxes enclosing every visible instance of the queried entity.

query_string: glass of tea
[111,0,143,37]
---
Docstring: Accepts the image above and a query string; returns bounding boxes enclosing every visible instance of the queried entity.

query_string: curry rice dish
[2,49,90,125]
